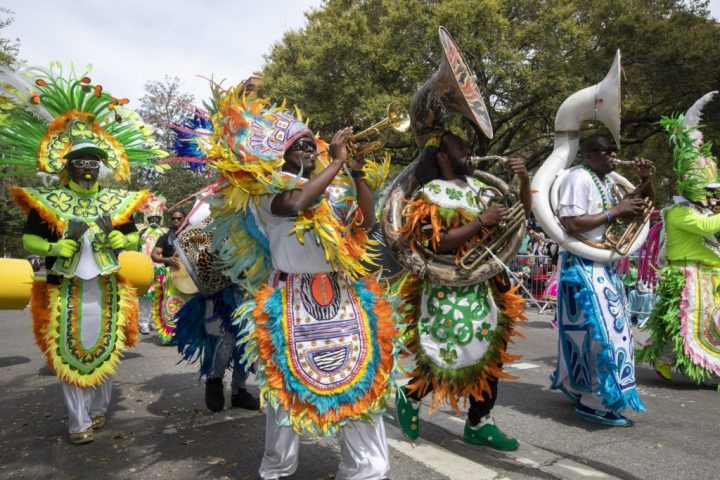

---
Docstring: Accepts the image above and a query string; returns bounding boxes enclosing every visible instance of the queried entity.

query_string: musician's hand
[633,157,654,179]
[49,239,79,258]
[506,157,529,180]
[479,204,509,227]
[611,197,647,219]
[328,127,354,165]
[107,230,126,250]
[167,257,181,269]
[348,154,366,173]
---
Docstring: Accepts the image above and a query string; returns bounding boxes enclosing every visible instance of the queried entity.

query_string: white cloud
[4,0,322,105]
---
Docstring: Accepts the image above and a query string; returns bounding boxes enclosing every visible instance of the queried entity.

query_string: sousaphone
[382,27,525,286]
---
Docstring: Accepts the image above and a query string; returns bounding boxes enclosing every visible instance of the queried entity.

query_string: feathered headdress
[661,91,718,202]
[0,62,167,179]
[141,193,167,222]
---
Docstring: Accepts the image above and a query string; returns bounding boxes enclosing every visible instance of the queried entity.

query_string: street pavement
[0,305,718,480]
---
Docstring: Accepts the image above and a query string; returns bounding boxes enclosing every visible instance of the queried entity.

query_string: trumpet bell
[387,101,411,132]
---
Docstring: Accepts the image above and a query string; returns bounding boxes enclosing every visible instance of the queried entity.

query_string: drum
[175,217,231,298]
[0,259,34,309]
[117,251,155,296]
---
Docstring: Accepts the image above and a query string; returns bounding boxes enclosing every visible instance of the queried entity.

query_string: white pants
[61,378,112,433]
[138,295,153,331]
[259,405,390,480]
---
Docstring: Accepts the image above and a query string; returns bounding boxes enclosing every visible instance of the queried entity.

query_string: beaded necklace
[581,165,618,208]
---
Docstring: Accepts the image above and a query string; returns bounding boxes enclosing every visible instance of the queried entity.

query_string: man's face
[147,216,162,226]
[583,137,617,175]
[169,212,185,230]
[284,134,318,177]
[67,155,101,189]
[439,134,473,177]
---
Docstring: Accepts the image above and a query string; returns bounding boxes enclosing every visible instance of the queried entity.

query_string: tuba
[531,50,650,262]
[382,27,525,286]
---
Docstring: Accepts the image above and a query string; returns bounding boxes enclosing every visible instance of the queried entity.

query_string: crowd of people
[2,50,719,480]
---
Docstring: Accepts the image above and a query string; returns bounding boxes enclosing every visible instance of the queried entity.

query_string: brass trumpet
[348,101,410,160]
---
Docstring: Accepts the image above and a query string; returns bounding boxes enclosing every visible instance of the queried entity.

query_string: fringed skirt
[399,272,525,413]
[31,275,138,388]
[551,252,644,413]
[240,271,397,435]
[637,263,720,386]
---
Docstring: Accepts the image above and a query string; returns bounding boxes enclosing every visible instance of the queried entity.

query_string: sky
[3,0,720,108]
[3,0,323,106]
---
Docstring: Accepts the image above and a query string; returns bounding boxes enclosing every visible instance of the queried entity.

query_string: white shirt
[556,166,626,242]
[253,194,333,274]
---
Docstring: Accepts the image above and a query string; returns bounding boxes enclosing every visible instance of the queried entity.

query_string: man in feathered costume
[551,134,654,426]
[395,131,531,451]
[637,92,720,388]
[137,195,167,334]
[0,64,166,444]
[204,83,397,479]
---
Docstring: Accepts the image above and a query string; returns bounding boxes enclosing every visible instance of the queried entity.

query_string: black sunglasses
[288,139,317,153]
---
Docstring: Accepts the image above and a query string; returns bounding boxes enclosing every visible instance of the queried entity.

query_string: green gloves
[107,230,126,250]
[22,234,78,258]
[49,239,80,258]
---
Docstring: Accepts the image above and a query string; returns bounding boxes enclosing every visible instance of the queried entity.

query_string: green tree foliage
[259,0,720,203]
[0,8,22,256]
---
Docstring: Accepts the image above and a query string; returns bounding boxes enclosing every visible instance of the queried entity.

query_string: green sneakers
[395,390,420,440]
[654,360,673,381]
[463,419,519,451]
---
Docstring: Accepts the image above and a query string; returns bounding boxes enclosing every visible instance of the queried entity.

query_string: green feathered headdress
[661,113,717,202]
[0,62,168,179]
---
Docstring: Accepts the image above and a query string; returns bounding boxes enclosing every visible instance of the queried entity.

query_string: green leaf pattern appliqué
[418,282,494,368]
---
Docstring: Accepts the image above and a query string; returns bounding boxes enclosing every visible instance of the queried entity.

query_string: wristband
[603,208,614,224]
[350,170,365,178]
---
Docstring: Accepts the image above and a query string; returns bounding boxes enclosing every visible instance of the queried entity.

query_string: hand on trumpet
[328,127,354,166]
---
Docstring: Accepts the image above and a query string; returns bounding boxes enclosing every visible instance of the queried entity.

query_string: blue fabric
[551,252,645,413]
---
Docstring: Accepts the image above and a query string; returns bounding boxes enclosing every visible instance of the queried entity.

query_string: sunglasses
[70,159,101,168]
[288,139,317,153]
[171,216,184,221]
[590,148,617,156]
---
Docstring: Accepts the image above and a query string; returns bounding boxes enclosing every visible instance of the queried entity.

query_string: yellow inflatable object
[117,251,154,296]
[0,259,34,309]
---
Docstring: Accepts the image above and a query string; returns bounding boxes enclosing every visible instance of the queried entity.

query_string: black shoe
[205,378,225,412]
[231,388,260,410]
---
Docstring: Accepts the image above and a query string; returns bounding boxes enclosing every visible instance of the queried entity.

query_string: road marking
[407,402,619,480]
[506,362,540,370]
[385,424,509,480]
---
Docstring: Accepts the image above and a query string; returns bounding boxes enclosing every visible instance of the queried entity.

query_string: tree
[0,8,22,256]
[137,75,195,153]
[258,0,720,204]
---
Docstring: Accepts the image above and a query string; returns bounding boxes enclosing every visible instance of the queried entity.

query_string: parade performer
[637,93,720,388]
[173,213,259,412]
[551,134,654,425]
[137,195,167,334]
[0,64,165,444]
[150,209,191,344]
[203,84,397,479]
[394,132,531,451]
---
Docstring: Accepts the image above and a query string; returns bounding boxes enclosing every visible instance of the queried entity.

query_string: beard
[452,157,474,177]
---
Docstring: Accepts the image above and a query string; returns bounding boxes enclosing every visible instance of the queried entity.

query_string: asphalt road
[0,305,717,480]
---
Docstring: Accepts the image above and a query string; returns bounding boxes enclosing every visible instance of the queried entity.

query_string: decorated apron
[400,177,525,412]
[12,185,147,387]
